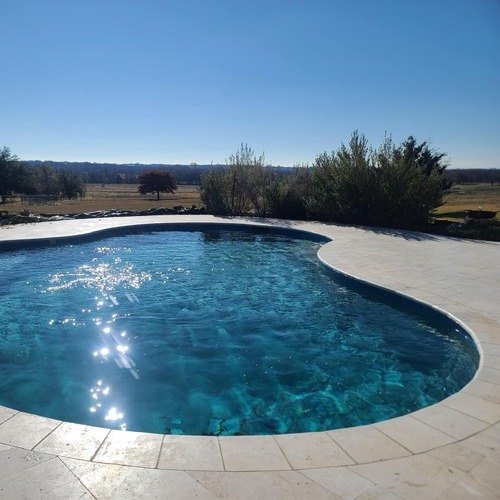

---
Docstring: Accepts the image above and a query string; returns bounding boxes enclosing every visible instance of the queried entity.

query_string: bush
[309,132,448,227]
[200,144,267,216]
[264,168,312,220]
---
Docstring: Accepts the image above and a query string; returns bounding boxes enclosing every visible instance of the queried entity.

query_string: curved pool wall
[317,243,483,365]
[0,221,331,252]
[0,220,480,435]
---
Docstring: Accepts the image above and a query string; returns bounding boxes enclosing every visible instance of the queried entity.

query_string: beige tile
[75,461,215,499]
[0,443,12,453]
[0,447,55,476]
[411,404,489,439]
[275,432,354,469]
[443,393,500,423]
[328,425,411,463]
[351,454,463,500]
[481,353,500,370]
[460,423,500,462]
[428,442,486,472]
[188,470,337,499]
[481,340,500,352]
[468,457,500,492]
[0,406,17,424]
[158,435,224,471]
[437,474,500,499]
[301,466,374,499]
[34,421,110,460]
[93,429,163,467]
[355,484,404,499]
[0,412,61,449]
[476,365,500,384]
[374,416,455,453]
[463,379,500,404]
[60,456,101,477]
[0,456,91,499]
[219,435,289,471]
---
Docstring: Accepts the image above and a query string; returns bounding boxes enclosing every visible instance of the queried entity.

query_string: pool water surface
[0,228,478,435]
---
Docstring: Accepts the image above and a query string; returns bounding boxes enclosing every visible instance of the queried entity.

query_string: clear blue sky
[1,0,499,168]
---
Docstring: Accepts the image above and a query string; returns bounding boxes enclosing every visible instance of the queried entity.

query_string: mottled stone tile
[468,457,500,492]
[328,425,410,463]
[219,435,289,471]
[275,432,354,469]
[438,476,500,499]
[463,378,500,404]
[158,435,223,471]
[74,461,214,499]
[443,393,500,423]
[428,442,486,472]
[476,365,500,385]
[301,466,374,499]
[34,421,110,460]
[188,470,337,499]
[374,416,455,454]
[0,447,55,476]
[460,422,500,462]
[355,484,404,499]
[0,457,91,499]
[350,454,463,500]
[0,406,17,424]
[93,429,163,467]
[411,404,489,439]
[481,353,500,370]
[0,412,61,449]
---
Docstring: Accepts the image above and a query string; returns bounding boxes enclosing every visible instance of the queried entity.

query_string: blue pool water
[0,227,478,435]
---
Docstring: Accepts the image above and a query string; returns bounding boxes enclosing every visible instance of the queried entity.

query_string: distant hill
[445,169,500,184]
[25,160,293,185]
[25,160,225,184]
[25,160,499,186]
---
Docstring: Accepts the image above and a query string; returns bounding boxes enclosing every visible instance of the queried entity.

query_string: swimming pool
[0,225,479,435]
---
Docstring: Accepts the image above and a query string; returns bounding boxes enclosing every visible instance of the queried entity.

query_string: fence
[21,195,57,205]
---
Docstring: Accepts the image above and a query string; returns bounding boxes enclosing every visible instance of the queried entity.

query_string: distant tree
[138,170,177,200]
[57,169,86,199]
[31,164,61,196]
[0,146,32,202]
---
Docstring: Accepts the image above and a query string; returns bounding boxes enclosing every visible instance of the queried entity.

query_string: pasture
[435,183,500,220]
[3,182,500,222]
[6,184,201,215]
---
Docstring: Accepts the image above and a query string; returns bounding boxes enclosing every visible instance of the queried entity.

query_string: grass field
[4,184,201,215]
[434,183,500,221]
[3,182,500,221]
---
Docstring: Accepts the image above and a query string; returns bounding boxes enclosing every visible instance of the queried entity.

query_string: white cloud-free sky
[1,0,499,168]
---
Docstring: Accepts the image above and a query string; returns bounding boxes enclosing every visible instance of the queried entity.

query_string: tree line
[200,132,451,228]
[26,160,221,185]
[1,147,85,202]
[444,168,500,185]
[2,133,496,229]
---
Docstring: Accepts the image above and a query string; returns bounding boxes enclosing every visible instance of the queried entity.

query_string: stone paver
[1,215,499,499]
[219,435,290,471]
[158,435,224,471]
[34,421,110,460]
[93,429,163,467]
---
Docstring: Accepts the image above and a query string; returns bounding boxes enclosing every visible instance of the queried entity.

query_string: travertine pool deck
[0,215,499,499]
